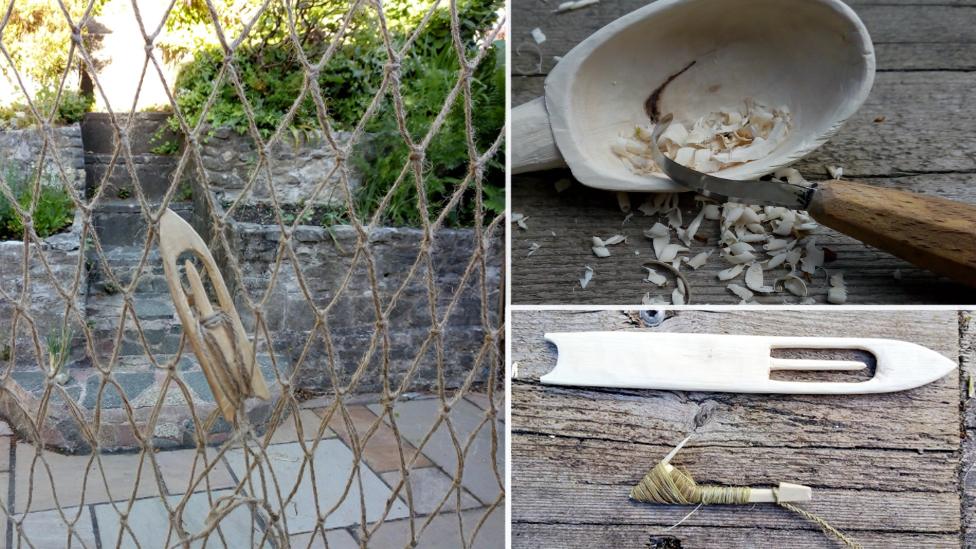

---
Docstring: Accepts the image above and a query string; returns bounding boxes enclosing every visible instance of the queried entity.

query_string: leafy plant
[46,325,73,383]
[0,169,75,240]
[0,87,94,128]
[166,0,505,227]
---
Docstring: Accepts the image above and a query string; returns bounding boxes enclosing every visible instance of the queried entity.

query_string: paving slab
[364,507,504,549]
[322,405,432,473]
[14,445,161,512]
[268,408,336,445]
[12,506,97,549]
[380,467,481,515]
[0,436,10,471]
[369,398,504,504]
[289,528,360,549]
[94,489,270,548]
[152,447,237,495]
[225,438,410,532]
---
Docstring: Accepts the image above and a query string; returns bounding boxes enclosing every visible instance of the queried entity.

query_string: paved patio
[0,392,504,548]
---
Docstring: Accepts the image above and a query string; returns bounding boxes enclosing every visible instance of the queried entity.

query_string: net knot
[385,59,401,75]
[470,159,483,178]
[408,146,424,163]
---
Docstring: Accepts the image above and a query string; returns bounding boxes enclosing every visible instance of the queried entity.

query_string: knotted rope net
[0,0,505,546]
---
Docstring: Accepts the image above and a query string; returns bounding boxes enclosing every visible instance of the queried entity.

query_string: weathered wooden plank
[512,523,960,549]
[513,378,957,450]
[512,481,958,532]
[511,177,976,304]
[960,311,976,547]
[509,311,962,546]
[512,2,976,75]
[511,310,960,449]
[512,434,959,493]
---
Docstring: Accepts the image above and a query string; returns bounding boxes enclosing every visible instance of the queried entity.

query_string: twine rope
[0,0,506,546]
[631,443,862,549]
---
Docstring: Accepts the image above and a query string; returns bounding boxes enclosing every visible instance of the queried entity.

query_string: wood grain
[511,0,976,304]
[808,179,976,285]
[960,312,976,547]
[510,310,964,547]
[513,524,959,549]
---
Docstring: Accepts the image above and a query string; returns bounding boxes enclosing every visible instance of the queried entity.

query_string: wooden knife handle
[807,179,976,286]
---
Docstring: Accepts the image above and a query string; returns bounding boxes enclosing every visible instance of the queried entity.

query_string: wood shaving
[617,192,632,213]
[553,0,599,13]
[800,238,824,274]
[744,262,774,293]
[642,292,669,305]
[658,244,689,262]
[826,165,844,179]
[579,266,594,289]
[511,212,528,230]
[827,271,847,304]
[613,100,793,176]
[680,207,706,246]
[592,246,610,258]
[685,251,711,270]
[781,273,808,297]
[643,267,668,286]
[703,204,721,220]
[527,242,540,256]
[672,285,686,305]
[642,260,692,305]
[718,264,744,281]
[643,222,669,239]
[531,28,546,44]
[727,283,754,302]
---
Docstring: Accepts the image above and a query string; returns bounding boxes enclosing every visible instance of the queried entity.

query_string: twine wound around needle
[630,437,863,549]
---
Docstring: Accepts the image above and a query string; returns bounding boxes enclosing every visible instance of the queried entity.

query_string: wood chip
[579,266,593,289]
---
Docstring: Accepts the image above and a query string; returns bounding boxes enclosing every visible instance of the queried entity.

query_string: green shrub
[0,170,75,240]
[167,0,504,227]
[0,88,94,128]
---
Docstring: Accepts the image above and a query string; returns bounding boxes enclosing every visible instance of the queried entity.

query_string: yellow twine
[631,444,862,549]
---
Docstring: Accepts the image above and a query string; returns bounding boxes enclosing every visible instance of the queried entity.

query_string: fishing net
[0,0,506,546]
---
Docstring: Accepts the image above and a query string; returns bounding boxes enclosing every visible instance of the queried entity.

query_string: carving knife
[649,113,976,285]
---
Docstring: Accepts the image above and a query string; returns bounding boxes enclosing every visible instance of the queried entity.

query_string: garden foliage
[0,169,75,240]
[166,0,505,226]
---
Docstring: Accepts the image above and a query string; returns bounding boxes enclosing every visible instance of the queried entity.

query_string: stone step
[85,153,180,201]
[90,201,191,248]
[82,112,185,202]
[82,112,181,155]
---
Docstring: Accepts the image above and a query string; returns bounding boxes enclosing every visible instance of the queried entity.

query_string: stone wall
[0,124,87,373]
[193,128,359,207]
[218,213,503,395]
[0,124,85,189]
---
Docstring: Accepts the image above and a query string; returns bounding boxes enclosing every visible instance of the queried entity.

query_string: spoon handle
[512,97,566,174]
[807,179,976,285]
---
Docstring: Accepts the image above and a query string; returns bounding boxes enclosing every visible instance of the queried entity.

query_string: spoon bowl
[513,0,876,192]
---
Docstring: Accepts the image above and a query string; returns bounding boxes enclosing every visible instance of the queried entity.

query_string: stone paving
[0,392,504,548]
